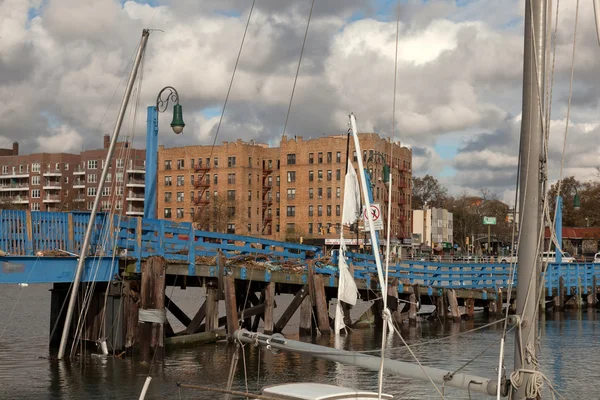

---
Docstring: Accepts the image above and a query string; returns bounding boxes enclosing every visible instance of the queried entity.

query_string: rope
[281,0,315,139]
[208,0,256,163]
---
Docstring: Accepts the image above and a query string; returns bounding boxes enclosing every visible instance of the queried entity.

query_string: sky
[1,0,600,205]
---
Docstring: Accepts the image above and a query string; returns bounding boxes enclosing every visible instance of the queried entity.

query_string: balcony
[194,166,211,173]
[126,192,145,202]
[73,197,85,202]
[127,164,146,174]
[73,180,85,189]
[126,178,145,188]
[194,181,210,189]
[262,199,273,207]
[193,198,210,206]
[43,170,62,177]
[73,167,85,175]
[43,195,61,203]
[11,196,29,204]
[126,207,144,216]
[398,182,408,189]
[0,172,29,179]
[0,183,29,191]
[43,181,62,190]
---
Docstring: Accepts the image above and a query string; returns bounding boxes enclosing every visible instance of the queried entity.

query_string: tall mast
[57,30,151,360]
[513,0,546,398]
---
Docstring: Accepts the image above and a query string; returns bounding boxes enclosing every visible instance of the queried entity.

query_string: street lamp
[366,151,390,185]
[144,86,185,219]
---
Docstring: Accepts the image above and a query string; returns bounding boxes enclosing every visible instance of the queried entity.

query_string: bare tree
[412,174,448,209]
[193,195,249,234]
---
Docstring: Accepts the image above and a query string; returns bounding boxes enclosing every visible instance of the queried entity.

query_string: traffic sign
[483,216,497,225]
[363,203,384,231]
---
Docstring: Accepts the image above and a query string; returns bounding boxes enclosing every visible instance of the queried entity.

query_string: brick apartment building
[157,133,412,243]
[0,135,145,214]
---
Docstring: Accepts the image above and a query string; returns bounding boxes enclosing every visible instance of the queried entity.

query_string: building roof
[544,227,600,239]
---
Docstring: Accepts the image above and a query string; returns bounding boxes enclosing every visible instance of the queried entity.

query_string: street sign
[362,203,384,231]
[483,216,497,225]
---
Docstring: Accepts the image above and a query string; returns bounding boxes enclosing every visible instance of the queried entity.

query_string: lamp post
[144,86,185,219]
[555,190,580,263]
[365,152,390,250]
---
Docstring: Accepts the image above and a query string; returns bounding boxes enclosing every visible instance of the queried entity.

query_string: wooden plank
[264,282,275,334]
[299,296,312,336]
[25,210,33,255]
[164,294,192,327]
[312,275,330,335]
[274,285,309,333]
[166,329,226,347]
[184,301,207,335]
[205,288,219,332]
[217,250,225,301]
[67,213,74,253]
[139,256,166,361]
[307,260,316,306]
[123,280,139,350]
[593,276,598,308]
[223,275,239,340]
[447,289,461,323]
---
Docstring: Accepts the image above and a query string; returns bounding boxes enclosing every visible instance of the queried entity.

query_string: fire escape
[193,165,211,216]
[261,160,273,235]
[396,164,410,240]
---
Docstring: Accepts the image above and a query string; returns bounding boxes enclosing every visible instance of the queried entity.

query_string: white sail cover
[341,159,361,226]
[337,244,358,305]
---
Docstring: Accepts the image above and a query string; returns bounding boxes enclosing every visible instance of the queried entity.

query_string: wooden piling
[275,285,309,333]
[313,275,331,335]
[388,278,402,323]
[577,276,582,310]
[205,288,219,332]
[592,276,598,308]
[263,282,275,334]
[139,256,166,361]
[465,298,475,320]
[184,301,207,335]
[488,300,497,316]
[447,289,461,323]
[495,288,503,315]
[436,295,446,322]
[223,275,239,340]
[299,296,313,336]
[408,292,417,326]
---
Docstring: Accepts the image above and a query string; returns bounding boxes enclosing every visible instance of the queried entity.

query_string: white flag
[342,159,361,226]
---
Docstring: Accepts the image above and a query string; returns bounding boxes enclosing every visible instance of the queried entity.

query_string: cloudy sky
[1,0,599,204]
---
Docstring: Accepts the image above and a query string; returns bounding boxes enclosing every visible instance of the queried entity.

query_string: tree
[0,198,27,211]
[193,195,248,234]
[548,176,600,227]
[412,174,448,209]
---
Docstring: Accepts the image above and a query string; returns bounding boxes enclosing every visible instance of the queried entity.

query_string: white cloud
[36,125,83,153]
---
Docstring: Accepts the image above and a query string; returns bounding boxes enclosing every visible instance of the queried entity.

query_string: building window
[190,208,195,218]
[106,173,112,183]
[318,153,323,163]
[165,176,172,186]
[165,192,172,202]
[336,152,341,163]
[176,208,184,219]
[214,158,219,168]
[31,189,40,198]
[30,163,40,173]
[116,159,124,169]
[327,205,332,216]
[327,170,332,181]
[227,223,235,234]
[228,156,236,167]
[228,173,235,184]
[309,188,314,199]
[287,154,296,165]
[308,205,313,217]
[286,206,295,217]
[190,191,194,202]
[336,205,341,216]
[227,206,235,217]
[164,208,172,219]
[353,151,357,162]
[308,223,313,234]
[287,171,296,182]
[190,175,195,186]
[308,170,314,182]
[308,153,314,164]
[87,160,97,169]
[116,172,124,183]
[336,187,341,198]
[317,205,322,217]
[214,174,218,184]
[247,223,252,233]
[336,169,341,180]
[247,190,252,201]
[176,176,184,186]
[177,192,184,202]
[31,202,40,211]
[87,174,97,183]
[116,187,123,196]
[318,170,323,181]
[31,176,40,185]
[287,188,296,200]
[227,190,236,201]
[87,187,97,197]
[276,224,280,233]
[327,152,332,163]
[275,192,280,202]
[177,159,184,169]
[87,202,94,211]
[363,150,367,161]
[1,166,8,174]
[165,160,172,170]
[318,188,322,199]
[248,173,252,184]
[190,158,195,169]
[102,187,111,197]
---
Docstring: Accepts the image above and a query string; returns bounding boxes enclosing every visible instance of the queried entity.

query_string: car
[594,253,600,263]
[541,251,575,263]
[500,255,518,263]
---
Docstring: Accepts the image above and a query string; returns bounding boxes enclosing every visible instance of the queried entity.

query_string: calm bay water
[0,284,598,399]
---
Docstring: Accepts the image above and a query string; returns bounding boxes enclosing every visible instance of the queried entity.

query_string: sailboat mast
[57,30,151,360]
[513,0,546,398]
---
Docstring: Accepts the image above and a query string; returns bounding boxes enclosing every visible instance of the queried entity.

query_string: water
[1,284,599,399]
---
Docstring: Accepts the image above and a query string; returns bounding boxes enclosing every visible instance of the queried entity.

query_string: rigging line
[281,0,316,140]
[378,4,402,399]
[208,0,256,163]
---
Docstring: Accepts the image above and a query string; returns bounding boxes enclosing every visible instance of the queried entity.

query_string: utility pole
[57,30,151,360]
[513,0,546,398]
